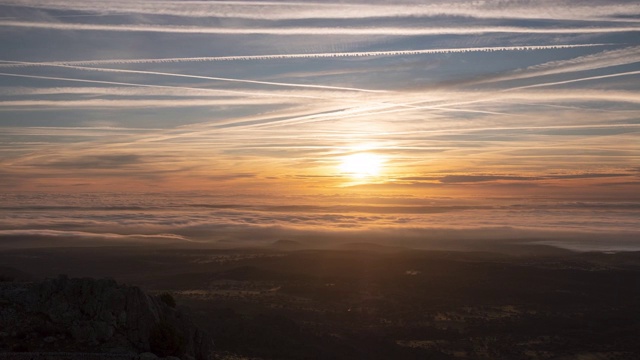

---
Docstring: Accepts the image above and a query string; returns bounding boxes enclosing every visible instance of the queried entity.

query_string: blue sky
[0,1,638,248]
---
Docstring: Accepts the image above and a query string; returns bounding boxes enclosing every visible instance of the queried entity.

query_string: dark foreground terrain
[2,244,640,359]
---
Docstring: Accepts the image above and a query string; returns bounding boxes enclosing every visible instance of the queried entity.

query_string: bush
[11,344,29,352]
[149,321,185,357]
[159,292,176,308]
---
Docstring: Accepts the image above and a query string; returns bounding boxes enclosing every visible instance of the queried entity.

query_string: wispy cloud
[436,173,633,184]
[507,70,640,90]
[473,46,640,86]
[33,153,143,169]
[3,0,638,21]
[1,20,639,35]
[0,229,193,242]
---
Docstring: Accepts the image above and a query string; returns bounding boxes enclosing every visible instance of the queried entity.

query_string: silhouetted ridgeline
[0,353,155,360]
[0,276,213,360]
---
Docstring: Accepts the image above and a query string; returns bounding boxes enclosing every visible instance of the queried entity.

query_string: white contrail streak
[0,44,612,68]
[0,72,341,100]
[1,21,639,35]
[474,46,640,86]
[0,72,464,128]
[508,70,640,90]
[0,98,300,109]
[0,60,387,93]
[0,72,431,121]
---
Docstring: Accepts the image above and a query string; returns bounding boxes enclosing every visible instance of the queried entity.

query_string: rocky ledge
[0,276,213,360]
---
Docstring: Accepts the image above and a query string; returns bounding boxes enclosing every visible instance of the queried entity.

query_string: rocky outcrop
[0,276,213,360]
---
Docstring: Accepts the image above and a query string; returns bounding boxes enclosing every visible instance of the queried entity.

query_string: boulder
[0,276,213,360]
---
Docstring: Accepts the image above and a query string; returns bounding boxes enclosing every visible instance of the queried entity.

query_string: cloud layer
[0,193,638,250]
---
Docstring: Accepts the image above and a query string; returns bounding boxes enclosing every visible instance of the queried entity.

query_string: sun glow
[339,153,385,179]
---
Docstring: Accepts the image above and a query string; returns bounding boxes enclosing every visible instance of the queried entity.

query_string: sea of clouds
[0,192,638,252]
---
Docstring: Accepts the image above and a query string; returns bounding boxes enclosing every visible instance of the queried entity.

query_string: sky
[0,0,639,250]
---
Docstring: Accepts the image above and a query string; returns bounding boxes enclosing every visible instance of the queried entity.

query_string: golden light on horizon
[338,153,385,179]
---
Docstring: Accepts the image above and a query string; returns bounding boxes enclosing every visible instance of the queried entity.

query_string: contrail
[0,44,612,68]
[0,71,425,124]
[0,60,387,93]
[233,85,640,130]
[1,20,639,35]
[0,98,300,109]
[472,46,640,86]
[507,70,640,90]
[2,65,636,133]
[0,70,459,125]
[0,72,344,100]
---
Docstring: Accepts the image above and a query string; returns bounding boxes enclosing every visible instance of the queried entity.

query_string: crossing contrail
[507,70,640,90]
[0,61,387,93]
[0,72,343,100]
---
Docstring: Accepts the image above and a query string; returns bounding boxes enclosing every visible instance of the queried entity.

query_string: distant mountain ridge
[269,239,303,250]
[0,276,213,360]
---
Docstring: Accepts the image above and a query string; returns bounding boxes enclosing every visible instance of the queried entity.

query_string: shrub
[11,344,29,352]
[149,321,185,357]
[159,292,176,308]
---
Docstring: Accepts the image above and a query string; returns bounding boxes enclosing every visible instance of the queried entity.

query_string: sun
[339,153,384,179]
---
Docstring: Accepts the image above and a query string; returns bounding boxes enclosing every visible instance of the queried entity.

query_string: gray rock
[44,336,57,343]
[0,276,213,359]
[138,352,159,360]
